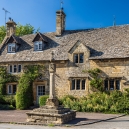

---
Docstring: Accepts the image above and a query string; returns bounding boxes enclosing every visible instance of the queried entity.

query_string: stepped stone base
[26,105,76,124]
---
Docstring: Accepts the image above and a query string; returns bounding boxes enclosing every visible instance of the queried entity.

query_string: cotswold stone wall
[4,57,129,103]
[90,59,129,91]
[55,42,90,98]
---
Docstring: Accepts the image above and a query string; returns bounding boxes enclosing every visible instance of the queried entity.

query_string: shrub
[59,91,129,114]
[0,95,16,107]
[59,95,76,105]
[0,104,15,110]
[39,95,49,106]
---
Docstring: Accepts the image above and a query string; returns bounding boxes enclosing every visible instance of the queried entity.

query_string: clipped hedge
[0,95,16,107]
[16,65,45,110]
[0,104,15,110]
[39,95,49,106]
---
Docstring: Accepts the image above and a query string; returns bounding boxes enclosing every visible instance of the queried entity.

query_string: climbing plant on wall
[0,66,18,95]
[88,68,104,92]
[16,65,46,110]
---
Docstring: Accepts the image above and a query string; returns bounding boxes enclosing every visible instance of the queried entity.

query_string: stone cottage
[1,9,129,104]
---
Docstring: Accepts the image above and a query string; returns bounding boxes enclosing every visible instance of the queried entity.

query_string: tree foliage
[0,23,39,43]
[0,26,6,44]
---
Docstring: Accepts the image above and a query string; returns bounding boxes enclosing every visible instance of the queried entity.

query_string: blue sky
[0,0,129,32]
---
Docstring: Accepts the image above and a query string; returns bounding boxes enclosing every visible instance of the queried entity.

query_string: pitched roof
[5,35,21,44]
[1,24,129,62]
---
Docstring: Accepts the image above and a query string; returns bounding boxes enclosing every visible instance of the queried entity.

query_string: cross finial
[60,0,63,10]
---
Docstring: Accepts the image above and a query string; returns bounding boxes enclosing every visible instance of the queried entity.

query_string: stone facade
[1,9,129,104]
[90,59,129,91]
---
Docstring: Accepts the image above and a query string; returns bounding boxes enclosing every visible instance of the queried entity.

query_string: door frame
[36,85,45,105]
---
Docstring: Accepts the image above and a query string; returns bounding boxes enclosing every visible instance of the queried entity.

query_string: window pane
[13,85,17,94]
[18,65,21,72]
[76,80,80,90]
[39,43,42,50]
[12,46,15,52]
[104,80,108,90]
[110,79,114,90]
[14,65,17,73]
[72,80,75,90]
[10,65,12,73]
[8,85,12,94]
[82,80,85,90]
[35,44,38,50]
[79,53,84,63]
[8,46,12,52]
[116,80,120,90]
[74,54,78,63]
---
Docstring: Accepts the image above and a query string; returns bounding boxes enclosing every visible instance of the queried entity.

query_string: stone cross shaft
[49,63,56,99]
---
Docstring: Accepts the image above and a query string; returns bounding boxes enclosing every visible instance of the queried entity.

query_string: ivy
[16,65,45,109]
[0,66,18,95]
[88,68,104,92]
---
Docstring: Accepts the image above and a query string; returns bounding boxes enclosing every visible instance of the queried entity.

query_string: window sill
[7,52,16,54]
[75,63,84,65]
[70,89,86,91]
[33,50,43,52]
[9,72,21,74]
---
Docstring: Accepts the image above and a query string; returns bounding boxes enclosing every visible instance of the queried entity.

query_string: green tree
[0,23,39,43]
[0,26,6,44]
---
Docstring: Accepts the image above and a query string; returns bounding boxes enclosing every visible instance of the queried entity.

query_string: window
[8,43,16,53]
[34,41,43,51]
[14,65,17,73]
[72,80,75,90]
[82,80,86,90]
[8,85,12,94]
[104,79,121,91]
[104,80,108,90]
[8,85,17,94]
[71,79,86,90]
[18,65,22,72]
[110,79,114,90]
[9,64,22,73]
[116,80,120,90]
[74,53,84,63]
[9,65,12,73]
[76,80,80,90]
[13,85,17,94]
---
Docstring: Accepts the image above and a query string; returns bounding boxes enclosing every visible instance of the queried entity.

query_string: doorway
[37,85,45,104]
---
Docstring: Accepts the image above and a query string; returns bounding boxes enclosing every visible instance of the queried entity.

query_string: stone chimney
[56,9,66,36]
[6,18,17,37]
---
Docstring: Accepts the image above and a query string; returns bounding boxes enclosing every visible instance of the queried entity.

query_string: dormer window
[8,43,16,53]
[34,41,43,51]
[74,53,84,63]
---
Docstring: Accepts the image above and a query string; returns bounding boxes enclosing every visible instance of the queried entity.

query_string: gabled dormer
[68,40,90,64]
[32,32,48,51]
[5,35,21,53]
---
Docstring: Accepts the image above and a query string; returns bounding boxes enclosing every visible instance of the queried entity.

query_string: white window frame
[8,43,16,53]
[7,84,17,94]
[18,64,22,73]
[8,85,12,94]
[34,41,43,51]
[9,64,22,73]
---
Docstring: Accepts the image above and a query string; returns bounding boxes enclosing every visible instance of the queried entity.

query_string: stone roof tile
[1,25,129,62]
